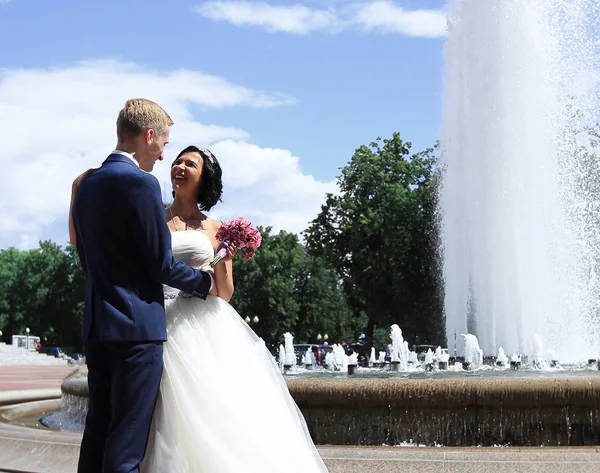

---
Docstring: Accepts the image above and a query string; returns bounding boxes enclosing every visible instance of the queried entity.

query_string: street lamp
[317,333,322,342]
[324,334,329,341]
[25,327,30,351]
[245,316,251,324]
[252,316,259,324]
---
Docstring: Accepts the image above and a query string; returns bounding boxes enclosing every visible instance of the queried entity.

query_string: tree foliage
[304,132,445,350]
[0,241,85,348]
[229,227,360,350]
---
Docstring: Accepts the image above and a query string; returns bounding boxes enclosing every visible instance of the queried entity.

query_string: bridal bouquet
[209,216,262,267]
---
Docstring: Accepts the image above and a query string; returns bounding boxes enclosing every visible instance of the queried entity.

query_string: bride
[138,145,328,472]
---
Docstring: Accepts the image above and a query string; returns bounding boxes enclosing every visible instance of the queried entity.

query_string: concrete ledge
[0,423,81,473]
[286,377,600,408]
[64,375,600,408]
[0,390,60,408]
[0,399,60,423]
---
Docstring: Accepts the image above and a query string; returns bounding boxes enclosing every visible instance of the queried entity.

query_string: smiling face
[171,151,204,199]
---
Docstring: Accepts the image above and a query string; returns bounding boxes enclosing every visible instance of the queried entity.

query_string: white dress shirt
[112,149,139,167]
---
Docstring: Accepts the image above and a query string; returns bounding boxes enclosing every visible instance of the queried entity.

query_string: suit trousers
[77,341,164,473]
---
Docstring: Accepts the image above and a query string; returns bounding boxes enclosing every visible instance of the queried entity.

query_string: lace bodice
[164,231,215,297]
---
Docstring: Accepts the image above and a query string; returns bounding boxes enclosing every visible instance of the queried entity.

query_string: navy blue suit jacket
[73,153,212,342]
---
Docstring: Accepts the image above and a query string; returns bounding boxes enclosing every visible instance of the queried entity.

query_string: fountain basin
[291,377,600,446]
[59,373,600,446]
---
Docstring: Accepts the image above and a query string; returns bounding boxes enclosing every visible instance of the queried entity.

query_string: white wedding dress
[141,231,328,472]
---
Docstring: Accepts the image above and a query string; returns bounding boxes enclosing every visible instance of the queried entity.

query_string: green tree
[0,242,85,349]
[304,132,445,351]
[294,254,365,345]
[0,248,27,342]
[34,242,85,348]
[229,227,358,351]
[229,227,304,350]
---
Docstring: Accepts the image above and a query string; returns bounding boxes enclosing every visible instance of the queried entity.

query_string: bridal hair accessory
[199,147,216,164]
[209,217,262,267]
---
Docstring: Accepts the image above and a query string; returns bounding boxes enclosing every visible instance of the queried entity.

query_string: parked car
[293,344,319,365]
[311,344,333,366]
[414,344,438,362]
[291,344,335,366]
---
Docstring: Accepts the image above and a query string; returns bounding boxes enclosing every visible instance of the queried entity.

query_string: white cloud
[196,1,339,34]
[0,59,335,249]
[351,2,447,38]
[207,140,336,233]
[194,0,447,37]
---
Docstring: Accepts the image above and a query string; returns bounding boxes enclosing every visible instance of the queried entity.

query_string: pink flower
[209,217,262,267]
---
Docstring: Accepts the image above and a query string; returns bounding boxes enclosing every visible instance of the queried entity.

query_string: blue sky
[0,0,447,249]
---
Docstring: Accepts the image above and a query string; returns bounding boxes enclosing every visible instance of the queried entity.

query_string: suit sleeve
[127,173,212,298]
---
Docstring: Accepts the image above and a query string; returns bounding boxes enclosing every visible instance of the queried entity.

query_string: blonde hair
[116,98,174,140]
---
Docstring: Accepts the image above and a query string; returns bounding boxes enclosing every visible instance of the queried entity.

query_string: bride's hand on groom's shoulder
[72,168,96,192]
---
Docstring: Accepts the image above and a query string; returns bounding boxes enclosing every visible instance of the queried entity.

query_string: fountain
[283,332,295,371]
[511,353,522,370]
[389,324,409,371]
[325,344,349,371]
[348,353,358,375]
[407,349,418,365]
[462,333,483,370]
[302,348,313,369]
[424,349,434,371]
[278,344,286,370]
[440,0,600,361]
[531,334,546,369]
[435,346,449,370]
[496,347,509,367]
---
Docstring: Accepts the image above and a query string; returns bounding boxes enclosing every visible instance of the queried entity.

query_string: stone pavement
[0,366,74,392]
[1,421,599,473]
[0,343,70,367]
[321,446,600,472]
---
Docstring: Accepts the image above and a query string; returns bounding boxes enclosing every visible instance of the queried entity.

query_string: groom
[72,98,215,473]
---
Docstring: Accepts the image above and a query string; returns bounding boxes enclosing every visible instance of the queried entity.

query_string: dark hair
[172,145,223,211]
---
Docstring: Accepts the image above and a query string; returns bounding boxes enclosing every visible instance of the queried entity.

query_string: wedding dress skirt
[141,231,328,472]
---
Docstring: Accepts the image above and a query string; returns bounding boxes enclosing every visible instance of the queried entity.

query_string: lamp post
[317,334,322,342]
[323,334,329,341]
[245,316,251,324]
[252,316,259,324]
[25,327,30,351]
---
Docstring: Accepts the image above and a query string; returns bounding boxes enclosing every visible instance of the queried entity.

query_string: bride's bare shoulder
[204,217,222,233]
